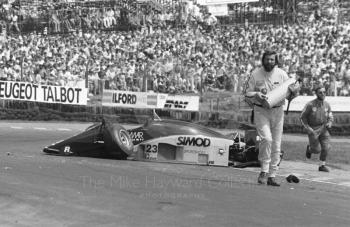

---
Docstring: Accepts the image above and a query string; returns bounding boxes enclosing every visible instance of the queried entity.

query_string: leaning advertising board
[0,81,88,105]
[102,90,158,108]
[102,90,200,111]
[284,96,350,112]
[196,0,258,5]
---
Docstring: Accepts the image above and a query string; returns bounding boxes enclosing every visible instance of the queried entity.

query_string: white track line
[57,128,71,131]
[338,182,350,187]
[310,177,333,181]
[33,127,49,130]
[10,126,71,131]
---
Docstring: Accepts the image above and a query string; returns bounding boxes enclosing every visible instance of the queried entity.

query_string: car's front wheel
[103,123,134,159]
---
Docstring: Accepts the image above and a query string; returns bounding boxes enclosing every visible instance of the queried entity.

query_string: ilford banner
[102,90,159,109]
[0,81,88,105]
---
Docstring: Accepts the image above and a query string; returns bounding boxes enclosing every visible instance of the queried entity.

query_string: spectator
[0,1,349,98]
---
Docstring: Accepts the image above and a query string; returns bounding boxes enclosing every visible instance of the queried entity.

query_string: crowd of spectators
[0,0,350,97]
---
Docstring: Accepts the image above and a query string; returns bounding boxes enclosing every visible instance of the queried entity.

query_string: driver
[243,50,299,187]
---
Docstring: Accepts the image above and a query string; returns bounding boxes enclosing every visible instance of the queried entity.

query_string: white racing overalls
[244,67,289,177]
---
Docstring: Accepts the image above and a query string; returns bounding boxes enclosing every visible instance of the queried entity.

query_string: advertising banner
[102,90,200,111]
[102,90,158,108]
[157,94,200,111]
[207,4,228,16]
[284,96,350,112]
[197,0,258,5]
[0,81,88,105]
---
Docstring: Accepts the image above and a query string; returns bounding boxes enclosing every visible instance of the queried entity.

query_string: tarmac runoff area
[1,120,350,227]
[245,161,350,188]
[2,120,350,188]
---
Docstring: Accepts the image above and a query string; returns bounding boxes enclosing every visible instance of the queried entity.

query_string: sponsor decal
[129,131,144,142]
[147,94,157,106]
[177,137,211,147]
[184,149,207,154]
[164,100,189,109]
[112,93,137,104]
[157,94,199,111]
[63,146,73,154]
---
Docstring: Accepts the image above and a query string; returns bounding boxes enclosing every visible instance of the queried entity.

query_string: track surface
[1,121,350,227]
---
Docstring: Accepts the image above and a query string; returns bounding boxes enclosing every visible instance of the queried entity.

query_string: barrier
[0,80,349,135]
[284,96,350,112]
[102,90,200,111]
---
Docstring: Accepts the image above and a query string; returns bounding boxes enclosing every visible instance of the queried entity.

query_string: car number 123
[145,144,158,160]
[145,144,158,153]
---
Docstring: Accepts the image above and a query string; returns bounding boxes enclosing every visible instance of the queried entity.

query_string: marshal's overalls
[244,67,289,177]
[300,99,333,161]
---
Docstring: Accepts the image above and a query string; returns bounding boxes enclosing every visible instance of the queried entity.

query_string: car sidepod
[132,135,231,166]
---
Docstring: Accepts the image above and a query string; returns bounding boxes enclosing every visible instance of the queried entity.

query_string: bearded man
[244,50,299,186]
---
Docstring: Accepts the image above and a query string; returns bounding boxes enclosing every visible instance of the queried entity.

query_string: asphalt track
[1,121,350,227]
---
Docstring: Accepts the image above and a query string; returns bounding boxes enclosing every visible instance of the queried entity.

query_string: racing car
[43,117,262,167]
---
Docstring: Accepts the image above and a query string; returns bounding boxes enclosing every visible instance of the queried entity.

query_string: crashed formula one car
[43,118,263,168]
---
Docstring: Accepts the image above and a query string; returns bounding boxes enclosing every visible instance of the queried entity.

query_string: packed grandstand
[0,0,350,98]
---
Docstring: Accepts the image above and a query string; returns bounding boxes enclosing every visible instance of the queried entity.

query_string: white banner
[207,4,228,16]
[102,90,158,108]
[0,81,87,105]
[102,90,200,111]
[157,94,200,111]
[284,96,350,112]
[197,0,258,5]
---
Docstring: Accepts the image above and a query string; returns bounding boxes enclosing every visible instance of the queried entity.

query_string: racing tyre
[103,123,133,159]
